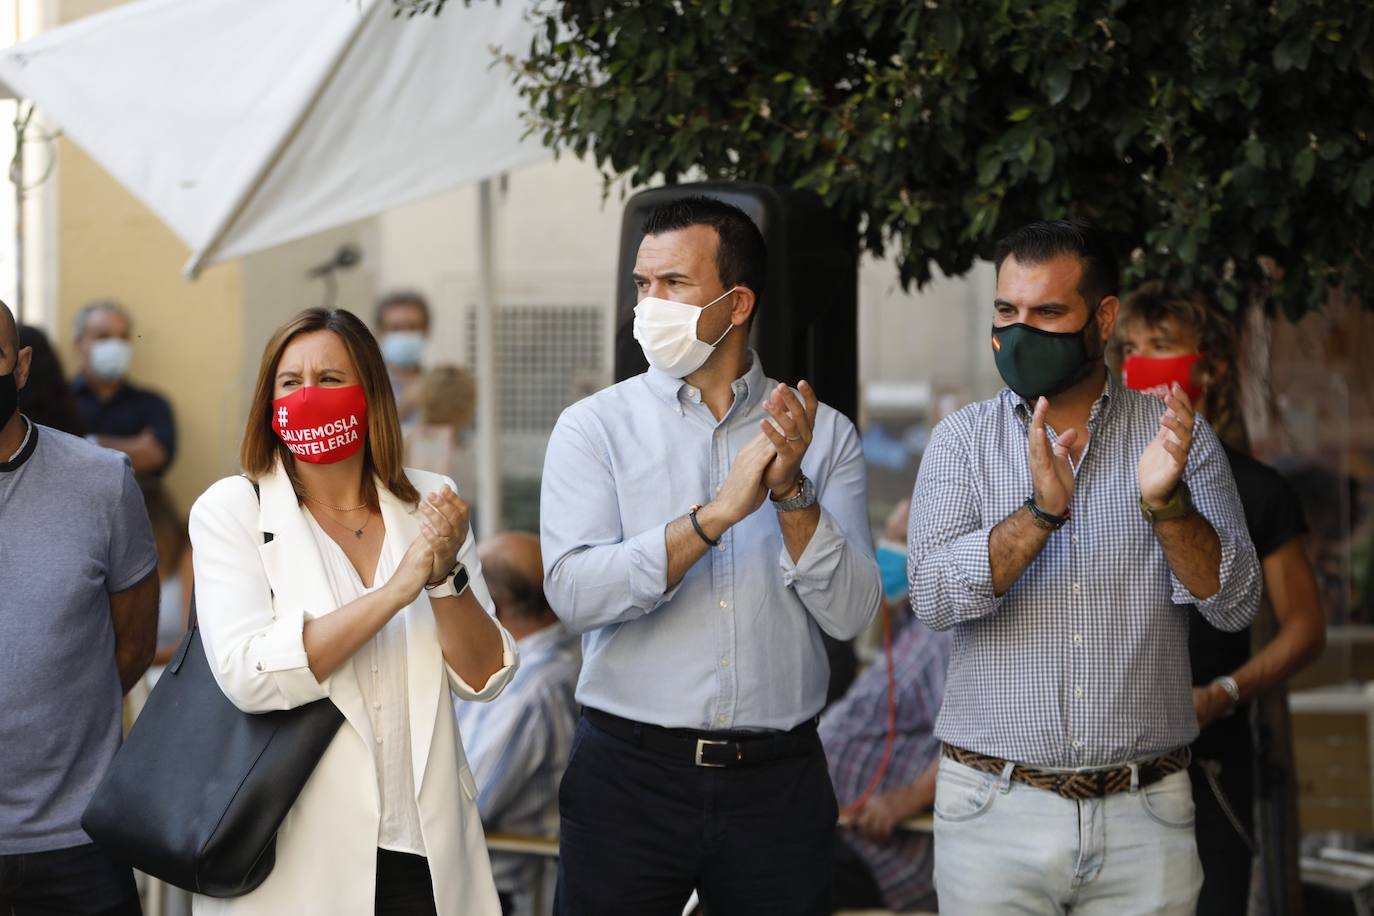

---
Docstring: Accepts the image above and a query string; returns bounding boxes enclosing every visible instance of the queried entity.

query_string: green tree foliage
[507,0,1374,317]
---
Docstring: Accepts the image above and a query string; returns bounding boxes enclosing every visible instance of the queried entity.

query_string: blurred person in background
[17,324,84,436]
[822,498,947,914]
[375,290,432,427]
[0,301,159,916]
[456,531,580,916]
[71,300,177,479]
[143,487,195,675]
[405,365,477,504]
[1115,281,1326,916]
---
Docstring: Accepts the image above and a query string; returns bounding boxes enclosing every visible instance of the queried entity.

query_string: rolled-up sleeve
[540,410,680,635]
[779,418,880,640]
[908,416,1004,631]
[1173,418,1262,631]
[189,478,331,712]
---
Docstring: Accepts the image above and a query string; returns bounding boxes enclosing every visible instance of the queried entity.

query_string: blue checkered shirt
[907,375,1262,768]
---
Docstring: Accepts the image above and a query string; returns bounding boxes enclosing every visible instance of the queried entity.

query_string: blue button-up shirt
[540,353,881,731]
[455,622,580,894]
[908,375,1262,768]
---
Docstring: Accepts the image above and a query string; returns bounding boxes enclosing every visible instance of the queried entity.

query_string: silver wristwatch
[771,473,817,512]
[425,563,469,599]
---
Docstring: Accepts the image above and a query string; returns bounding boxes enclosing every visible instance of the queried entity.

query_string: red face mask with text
[1121,352,1205,404]
[271,384,368,465]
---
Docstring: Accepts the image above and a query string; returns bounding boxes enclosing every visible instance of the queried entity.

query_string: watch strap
[425,562,469,599]
[1140,480,1192,523]
[773,473,817,512]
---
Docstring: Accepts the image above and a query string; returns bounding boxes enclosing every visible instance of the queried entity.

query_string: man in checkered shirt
[907,220,1262,914]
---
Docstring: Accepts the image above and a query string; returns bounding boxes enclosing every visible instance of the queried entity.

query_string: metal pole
[474,177,502,531]
[12,103,23,324]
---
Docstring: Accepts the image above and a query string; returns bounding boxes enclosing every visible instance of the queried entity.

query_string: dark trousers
[374,849,438,916]
[0,843,141,916]
[1191,753,1255,916]
[554,714,838,916]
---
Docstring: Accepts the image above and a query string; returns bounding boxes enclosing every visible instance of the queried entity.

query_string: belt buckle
[695,738,731,768]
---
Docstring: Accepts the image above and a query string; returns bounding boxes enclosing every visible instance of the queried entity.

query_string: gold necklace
[309,503,375,540]
[303,491,368,512]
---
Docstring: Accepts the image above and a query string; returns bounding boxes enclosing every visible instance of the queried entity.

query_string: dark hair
[1116,280,1249,451]
[17,324,85,436]
[374,291,431,331]
[241,308,418,507]
[994,219,1119,308]
[642,196,768,308]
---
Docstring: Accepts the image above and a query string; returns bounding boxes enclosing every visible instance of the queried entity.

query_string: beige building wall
[55,137,244,515]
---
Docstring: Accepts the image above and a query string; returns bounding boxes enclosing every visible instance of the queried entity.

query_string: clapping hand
[1028,396,1076,517]
[759,380,818,496]
[1138,383,1195,507]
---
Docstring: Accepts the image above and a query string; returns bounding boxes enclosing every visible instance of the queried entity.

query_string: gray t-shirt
[0,419,157,853]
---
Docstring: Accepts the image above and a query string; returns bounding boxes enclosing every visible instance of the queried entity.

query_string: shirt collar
[1009,368,1117,429]
[644,350,767,415]
[1,416,36,471]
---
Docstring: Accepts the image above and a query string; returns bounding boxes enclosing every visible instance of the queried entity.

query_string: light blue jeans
[933,755,1203,914]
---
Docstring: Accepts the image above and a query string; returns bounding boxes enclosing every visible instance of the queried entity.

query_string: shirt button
[375,736,383,745]
[718,715,728,724]
[1071,583,1081,592]
[1073,687,1084,698]
[255,662,263,672]
[1072,634,1083,645]
[1071,739,1083,749]
[716,543,726,552]
[720,657,729,668]
[1071,535,1079,545]
[373,701,381,709]
[719,600,728,608]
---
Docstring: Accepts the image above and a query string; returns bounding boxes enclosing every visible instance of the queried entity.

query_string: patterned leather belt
[942,743,1190,801]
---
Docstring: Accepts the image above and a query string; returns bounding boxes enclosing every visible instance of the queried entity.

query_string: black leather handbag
[82,505,345,897]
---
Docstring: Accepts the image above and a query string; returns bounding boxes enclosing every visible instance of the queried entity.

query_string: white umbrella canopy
[0,0,547,277]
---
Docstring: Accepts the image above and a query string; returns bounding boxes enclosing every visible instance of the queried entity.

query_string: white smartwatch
[424,563,469,600]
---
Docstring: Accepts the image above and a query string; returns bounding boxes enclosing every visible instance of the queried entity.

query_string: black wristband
[689,504,721,547]
[1024,497,1070,530]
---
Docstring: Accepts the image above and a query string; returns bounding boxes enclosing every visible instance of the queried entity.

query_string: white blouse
[304,511,426,856]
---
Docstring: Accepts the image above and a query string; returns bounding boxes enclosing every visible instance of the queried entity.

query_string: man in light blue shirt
[540,195,881,915]
[455,531,579,916]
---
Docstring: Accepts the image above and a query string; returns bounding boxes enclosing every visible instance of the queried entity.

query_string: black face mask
[990,308,1102,401]
[0,370,16,427]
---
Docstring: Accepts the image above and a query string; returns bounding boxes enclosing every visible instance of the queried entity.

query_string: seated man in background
[71,299,177,478]
[821,498,948,914]
[456,531,580,916]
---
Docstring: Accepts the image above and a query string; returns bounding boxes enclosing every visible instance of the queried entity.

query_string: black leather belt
[583,707,819,769]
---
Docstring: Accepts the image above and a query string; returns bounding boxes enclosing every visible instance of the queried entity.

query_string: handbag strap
[169,478,272,676]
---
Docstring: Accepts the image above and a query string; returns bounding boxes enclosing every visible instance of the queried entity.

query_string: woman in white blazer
[188,307,517,916]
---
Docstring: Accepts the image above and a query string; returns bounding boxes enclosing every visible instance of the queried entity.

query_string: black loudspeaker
[613,182,859,422]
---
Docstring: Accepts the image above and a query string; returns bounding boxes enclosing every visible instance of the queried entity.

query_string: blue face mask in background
[875,540,908,603]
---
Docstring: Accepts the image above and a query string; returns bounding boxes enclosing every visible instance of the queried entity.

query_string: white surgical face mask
[88,338,132,381]
[632,287,738,378]
[380,330,426,369]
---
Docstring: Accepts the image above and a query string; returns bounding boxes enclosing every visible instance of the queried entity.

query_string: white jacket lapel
[255,463,376,750]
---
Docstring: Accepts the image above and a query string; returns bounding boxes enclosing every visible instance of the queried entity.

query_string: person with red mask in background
[1116,281,1326,916]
